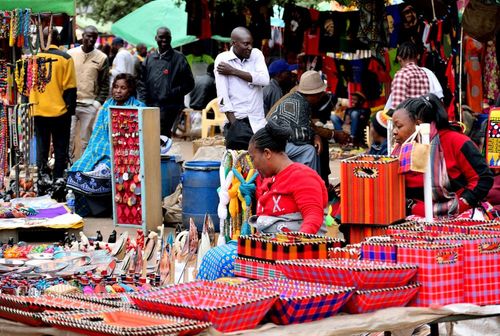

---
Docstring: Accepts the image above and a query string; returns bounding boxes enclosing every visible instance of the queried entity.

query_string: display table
[1,304,498,336]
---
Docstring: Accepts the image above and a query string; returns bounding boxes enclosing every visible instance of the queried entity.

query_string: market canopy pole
[420,123,433,222]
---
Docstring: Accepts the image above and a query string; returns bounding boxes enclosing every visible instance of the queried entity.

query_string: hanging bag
[398,127,430,174]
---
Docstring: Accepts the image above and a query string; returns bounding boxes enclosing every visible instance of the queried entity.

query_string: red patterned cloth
[390,62,430,109]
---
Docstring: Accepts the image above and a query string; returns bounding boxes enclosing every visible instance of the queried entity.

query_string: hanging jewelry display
[111,108,142,225]
[0,59,8,97]
[0,104,9,187]
[14,56,53,95]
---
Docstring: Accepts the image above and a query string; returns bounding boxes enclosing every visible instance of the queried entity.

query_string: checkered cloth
[276,259,417,290]
[237,233,341,261]
[130,283,277,332]
[361,242,398,263]
[390,63,430,109]
[234,257,284,279]
[432,236,500,306]
[397,243,464,307]
[242,279,354,325]
[267,280,353,325]
[343,283,421,314]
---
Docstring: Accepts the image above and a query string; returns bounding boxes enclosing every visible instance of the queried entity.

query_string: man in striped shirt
[390,42,429,109]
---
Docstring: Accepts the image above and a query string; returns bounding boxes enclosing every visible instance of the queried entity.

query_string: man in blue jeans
[331,91,371,148]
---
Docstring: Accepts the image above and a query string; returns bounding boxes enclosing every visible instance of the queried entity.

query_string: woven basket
[343,283,421,314]
[276,259,417,289]
[130,281,278,332]
[42,308,209,336]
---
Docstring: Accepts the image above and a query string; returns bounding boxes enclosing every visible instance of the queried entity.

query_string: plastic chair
[201,98,226,138]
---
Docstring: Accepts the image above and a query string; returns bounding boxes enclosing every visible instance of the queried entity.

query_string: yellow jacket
[30,45,77,117]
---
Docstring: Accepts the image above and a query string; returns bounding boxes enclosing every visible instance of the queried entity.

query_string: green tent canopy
[111,0,197,48]
[0,0,75,15]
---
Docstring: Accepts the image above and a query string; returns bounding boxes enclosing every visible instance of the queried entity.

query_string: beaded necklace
[31,56,37,91]
[14,59,25,95]
[36,57,52,93]
[10,104,18,149]
[22,9,31,50]
[0,103,8,185]
[0,59,7,97]
[15,9,23,48]
[25,57,33,95]
[8,10,16,47]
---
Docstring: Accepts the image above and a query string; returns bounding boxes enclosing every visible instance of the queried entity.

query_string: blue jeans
[330,110,363,138]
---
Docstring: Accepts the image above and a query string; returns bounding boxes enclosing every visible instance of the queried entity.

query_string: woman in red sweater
[392,94,493,218]
[197,120,328,280]
[248,119,328,234]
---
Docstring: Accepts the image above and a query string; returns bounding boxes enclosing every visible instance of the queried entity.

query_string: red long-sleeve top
[256,163,328,234]
[405,129,493,208]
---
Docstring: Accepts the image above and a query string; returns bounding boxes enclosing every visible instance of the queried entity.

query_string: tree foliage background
[76,0,152,23]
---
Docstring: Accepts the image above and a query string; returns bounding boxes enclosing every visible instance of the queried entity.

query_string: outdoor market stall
[0,2,85,235]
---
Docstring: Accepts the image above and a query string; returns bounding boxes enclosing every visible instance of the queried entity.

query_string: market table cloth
[2,303,499,336]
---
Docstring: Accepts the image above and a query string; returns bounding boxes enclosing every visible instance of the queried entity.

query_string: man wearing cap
[263,59,297,115]
[138,27,194,137]
[268,70,327,173]
[110,37,134,89]
[68,25,109,160]
[215,27,269,150]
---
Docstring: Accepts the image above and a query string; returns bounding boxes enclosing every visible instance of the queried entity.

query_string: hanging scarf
[429,125,459,217]
[392,123,459,218]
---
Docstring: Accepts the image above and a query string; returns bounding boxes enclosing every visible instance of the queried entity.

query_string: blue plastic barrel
[182,161,221,232]
[161,155,182,198]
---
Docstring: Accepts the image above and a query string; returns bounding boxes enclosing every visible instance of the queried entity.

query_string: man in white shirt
[214,27,269,149]
[110,37,134,90]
